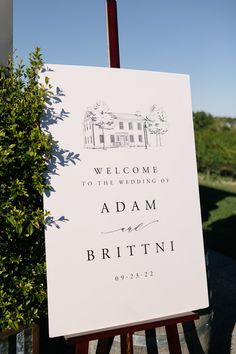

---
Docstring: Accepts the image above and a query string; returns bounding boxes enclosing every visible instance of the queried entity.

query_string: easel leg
[165,324,182,354]
[120,333,134,354]
[96,337,114,353]
[75,341,89,354]
[145,328,158,353]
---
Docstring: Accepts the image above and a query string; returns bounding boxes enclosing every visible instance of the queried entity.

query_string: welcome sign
[42,65,209,338]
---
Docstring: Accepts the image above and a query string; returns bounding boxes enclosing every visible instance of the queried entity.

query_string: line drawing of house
[83,101,168,150]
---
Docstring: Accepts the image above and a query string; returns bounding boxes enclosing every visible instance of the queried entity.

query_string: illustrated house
[84,112,149,149]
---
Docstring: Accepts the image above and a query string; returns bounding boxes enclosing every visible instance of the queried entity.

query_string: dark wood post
[0,0,13,65]
[106,0,120,68]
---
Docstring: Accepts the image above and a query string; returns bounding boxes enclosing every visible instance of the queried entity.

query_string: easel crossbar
[67,313,199,345]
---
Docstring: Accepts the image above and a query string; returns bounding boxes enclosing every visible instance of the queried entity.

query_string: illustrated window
[119,122,124,130]
[129,135,134,143]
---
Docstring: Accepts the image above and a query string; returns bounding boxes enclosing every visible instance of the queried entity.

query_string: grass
[198,175,236,259]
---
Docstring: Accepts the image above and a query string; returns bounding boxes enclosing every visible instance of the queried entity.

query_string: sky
[14,0,236,117]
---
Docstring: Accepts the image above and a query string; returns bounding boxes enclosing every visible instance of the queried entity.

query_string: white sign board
[42,65,209,338]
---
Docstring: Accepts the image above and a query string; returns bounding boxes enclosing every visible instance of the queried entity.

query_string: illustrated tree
[86,101,116,148]
[145,105,168,146]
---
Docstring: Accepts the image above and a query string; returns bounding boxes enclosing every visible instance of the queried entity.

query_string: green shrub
[0,48,53,330]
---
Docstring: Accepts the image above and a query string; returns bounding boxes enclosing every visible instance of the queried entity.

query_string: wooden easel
[68,313,199,354]
[68,2,199,353]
